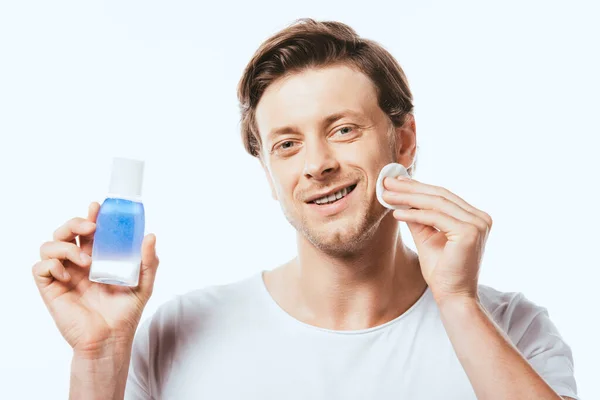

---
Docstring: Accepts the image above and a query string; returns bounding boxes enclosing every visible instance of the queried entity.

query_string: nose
[303,139,339,180]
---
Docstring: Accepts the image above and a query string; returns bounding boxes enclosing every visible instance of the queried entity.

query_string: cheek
[336,139,382,170]
[338,139,388,192]
[270,163,301,200]
[331,140,366,163]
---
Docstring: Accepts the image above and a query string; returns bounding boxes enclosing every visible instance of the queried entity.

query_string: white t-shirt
[125,271,579,399]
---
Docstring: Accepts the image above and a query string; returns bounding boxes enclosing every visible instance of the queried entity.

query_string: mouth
[307,184,357,205]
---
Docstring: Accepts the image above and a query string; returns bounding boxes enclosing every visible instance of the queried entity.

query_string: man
[33,18,578,399]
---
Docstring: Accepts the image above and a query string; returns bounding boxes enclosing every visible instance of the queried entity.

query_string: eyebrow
[266,109,367,141]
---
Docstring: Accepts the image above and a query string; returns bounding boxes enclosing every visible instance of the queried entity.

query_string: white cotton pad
[376,163,411,210]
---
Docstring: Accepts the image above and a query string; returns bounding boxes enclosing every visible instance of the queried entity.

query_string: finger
[383,177,493,228]
[53,217,96,244]
[404,219,439,245]
[39,241,93,268]
[393,208,475,240]
[79,202,101,255]
[382,191,489,234]
[32,259,71,286]
[136,234,159,297]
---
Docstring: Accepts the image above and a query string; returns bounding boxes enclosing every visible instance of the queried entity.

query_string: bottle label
[92,198,145,261]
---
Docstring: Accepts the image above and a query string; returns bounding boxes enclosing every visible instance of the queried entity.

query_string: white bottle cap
[108,157,145,199]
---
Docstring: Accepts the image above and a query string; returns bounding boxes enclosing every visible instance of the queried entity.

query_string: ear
[259,157,278,201]
[393,113,417,169]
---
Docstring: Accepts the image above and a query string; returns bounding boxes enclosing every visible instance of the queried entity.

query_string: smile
[309,184,357,205]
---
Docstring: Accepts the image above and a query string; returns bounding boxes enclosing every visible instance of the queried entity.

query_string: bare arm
[439,296,570,400]
[382,175,576,399]
[69,339,133,400]
[32,203,159,400]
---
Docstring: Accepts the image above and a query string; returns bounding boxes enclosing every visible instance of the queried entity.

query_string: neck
[264,214,427,331]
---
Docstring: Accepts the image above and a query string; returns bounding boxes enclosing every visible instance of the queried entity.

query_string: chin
[282,194,387,256]
[303,214,381,257]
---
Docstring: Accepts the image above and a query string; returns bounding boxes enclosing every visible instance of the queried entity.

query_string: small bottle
[89,157,146,287]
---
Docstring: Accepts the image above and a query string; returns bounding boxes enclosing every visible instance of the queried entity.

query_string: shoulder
[477,284,549,336]
[126,272,265,396]
[476,284,563,350]
[147,272,263,334]
[476,284,578,398]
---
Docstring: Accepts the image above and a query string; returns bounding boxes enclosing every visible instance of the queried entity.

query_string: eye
[337,126,353,135]
[332,126,359,140]
[272,140,298,155]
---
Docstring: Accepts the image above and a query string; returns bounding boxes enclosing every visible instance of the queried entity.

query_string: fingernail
[80,253,92,264]
[63,270,71,280]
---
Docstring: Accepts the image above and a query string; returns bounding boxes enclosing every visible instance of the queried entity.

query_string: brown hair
[237,18,417,176]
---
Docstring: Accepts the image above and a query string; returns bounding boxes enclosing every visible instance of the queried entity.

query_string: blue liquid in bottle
[89,157,146,287]
[89,198,145,286]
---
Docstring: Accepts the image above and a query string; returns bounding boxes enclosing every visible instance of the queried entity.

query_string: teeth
[314,186,352,205]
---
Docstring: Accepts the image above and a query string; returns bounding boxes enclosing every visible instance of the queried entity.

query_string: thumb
[136,233,159,297]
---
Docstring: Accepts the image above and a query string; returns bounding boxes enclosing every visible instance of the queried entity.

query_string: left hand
[381,176,493,305]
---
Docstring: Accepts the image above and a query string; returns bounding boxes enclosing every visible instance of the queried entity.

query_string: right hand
[33,202,160,357]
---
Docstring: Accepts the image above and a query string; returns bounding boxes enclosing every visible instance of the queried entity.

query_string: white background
[1,0,598,398]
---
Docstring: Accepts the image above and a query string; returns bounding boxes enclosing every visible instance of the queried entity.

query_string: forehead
[255,65,380,138]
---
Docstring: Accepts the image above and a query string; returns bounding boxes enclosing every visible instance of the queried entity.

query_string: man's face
[255,64,408,255]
